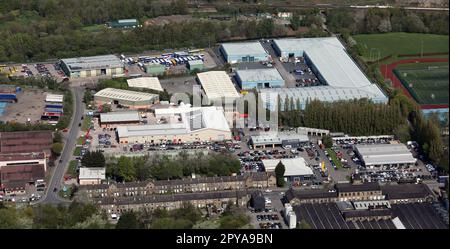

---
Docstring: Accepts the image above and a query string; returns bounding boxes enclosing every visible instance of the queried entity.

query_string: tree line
[106,152,241,182]
[0,201,111,229]
[279,98,407,136]
[115,202,250,229]
[0,0,282,63]
[326,8,449,35]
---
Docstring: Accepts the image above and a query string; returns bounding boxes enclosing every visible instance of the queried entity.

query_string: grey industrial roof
[285,188,338,201]
[236,68,284,82]
[117,123,188,138]
[221,42,268,56]
[95,88,158,102]
[355,143,416,166]
[381,183,434,200]
[61,55,123,71]
[100,111,140,123]
[342,209,392,219]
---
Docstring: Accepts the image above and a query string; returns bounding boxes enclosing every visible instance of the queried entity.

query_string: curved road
[35,86,84,205]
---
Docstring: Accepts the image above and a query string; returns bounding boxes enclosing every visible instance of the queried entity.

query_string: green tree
[322,135,333,148]
[297,218,312,229]
[81,150,106,168]
[275,161,286,187]
[53,131,63,143]
[51,142,63,156]
[115,212,141,229]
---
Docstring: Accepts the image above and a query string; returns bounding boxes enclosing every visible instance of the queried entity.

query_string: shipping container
[0,93,17,102]
[45,108,63,113]
[45,104,63,109]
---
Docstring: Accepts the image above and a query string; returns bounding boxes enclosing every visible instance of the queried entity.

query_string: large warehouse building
[235,68,285,90]
[94,88,159,109]
[60,55,124,78]
[261,37,388,110]
[220,42,269,64]
[196,71,240,102]
[355,143,416,168]
[117,106,232,144]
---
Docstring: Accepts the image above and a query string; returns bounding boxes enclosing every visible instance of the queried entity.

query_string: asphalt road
[35,86,84,205]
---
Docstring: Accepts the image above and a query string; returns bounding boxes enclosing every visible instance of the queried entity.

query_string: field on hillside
[394,63,449,105]
[353,33,449,62]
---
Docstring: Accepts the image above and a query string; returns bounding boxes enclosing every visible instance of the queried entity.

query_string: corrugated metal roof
[61,55,123,72]
[236,68,284,82]
[0,131,53,154]
[197,71,240,100]
[127,77,163,92]
[94,88,158,102]
[259,84,388,109]
[100,111,140,123]
[221,42,268,56]
[355,143,416,166]
[79,167,106,180]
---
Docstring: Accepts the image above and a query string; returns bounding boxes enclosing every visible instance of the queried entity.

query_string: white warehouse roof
[79,167,106,180]
[197,71,240,100]
[45,93,64,103]
[117,106,231,138]
[127,77,163,92]
[263,158,314,177]
[95,88,158,102]
[221,42,268,56]
[100,111,140,123]
[274,37,373,88]
[355,143,416,166]
[236,68,284,82]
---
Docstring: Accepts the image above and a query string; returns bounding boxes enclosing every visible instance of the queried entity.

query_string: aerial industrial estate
[0,0,448,233]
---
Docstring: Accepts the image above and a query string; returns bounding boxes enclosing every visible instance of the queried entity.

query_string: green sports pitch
[394,64,449,105]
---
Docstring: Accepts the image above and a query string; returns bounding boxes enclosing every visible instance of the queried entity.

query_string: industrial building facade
[355,143,417,168]
[99,111,141,128]
[94,88,159,109]
[235,68,285,90]
[117,106,232,144]
[60,55,124,78]
[220,42,269,64]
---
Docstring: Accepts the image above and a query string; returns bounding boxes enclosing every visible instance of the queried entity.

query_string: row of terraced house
[76,172,276,213]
